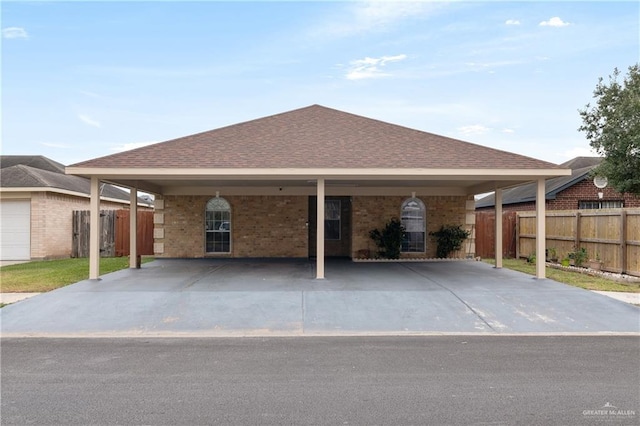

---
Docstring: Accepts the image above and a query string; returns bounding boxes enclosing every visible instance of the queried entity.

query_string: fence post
[574,211,581,249]
[515,213,520,260]
[620,210,627,275]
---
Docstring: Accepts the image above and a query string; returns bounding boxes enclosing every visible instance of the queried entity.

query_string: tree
[578,64,640,195]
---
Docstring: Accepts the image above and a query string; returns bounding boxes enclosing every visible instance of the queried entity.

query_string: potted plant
[587,253,604,271]
[561,257,571,267]
[546,247,558,263]
[568,247,588,267]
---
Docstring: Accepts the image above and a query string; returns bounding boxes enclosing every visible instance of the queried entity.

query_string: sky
[2,0,639,167]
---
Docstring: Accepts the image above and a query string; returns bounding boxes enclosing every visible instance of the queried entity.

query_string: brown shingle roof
[71,105,560,170]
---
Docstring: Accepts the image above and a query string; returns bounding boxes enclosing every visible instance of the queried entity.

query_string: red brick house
[475,157,640,211]
[66,105,569,279]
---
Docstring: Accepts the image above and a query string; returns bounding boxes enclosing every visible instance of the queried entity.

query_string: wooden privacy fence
[72,209,154,258]
[114,210,154,257]
[517,209,640,277]
[475,211,517,259]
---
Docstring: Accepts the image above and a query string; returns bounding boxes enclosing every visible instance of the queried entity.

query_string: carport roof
[66,105,570,194]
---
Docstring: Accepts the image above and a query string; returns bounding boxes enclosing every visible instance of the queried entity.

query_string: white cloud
[505,19,521,26]
[464,59,525,72]
[458,124,491,136]
[2,27,28,39]
[313,1,445,38]
[111,141,158,152]
[539,17,570,27]
[40,142,72,149]
[78,114,101,128]
[561,146,598,160]
[502,128,516,134]
[345,54,407,80]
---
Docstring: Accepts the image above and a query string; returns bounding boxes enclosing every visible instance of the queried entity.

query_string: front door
[308,196,352,258]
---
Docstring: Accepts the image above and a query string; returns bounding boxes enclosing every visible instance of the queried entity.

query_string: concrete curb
[0,293,41,304]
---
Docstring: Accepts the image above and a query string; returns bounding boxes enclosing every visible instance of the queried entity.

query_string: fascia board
[66,167,572,180]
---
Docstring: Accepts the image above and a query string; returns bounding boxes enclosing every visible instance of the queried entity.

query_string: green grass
[485,258,640,293]
[0,257,154,293]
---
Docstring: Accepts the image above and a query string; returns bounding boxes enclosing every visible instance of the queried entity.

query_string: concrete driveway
[1,259,638,337]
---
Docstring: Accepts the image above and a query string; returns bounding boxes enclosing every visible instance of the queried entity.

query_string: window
[325,200,341,240]
[578,200,623,210]
[401,198,426,252]
[205,197,231,253]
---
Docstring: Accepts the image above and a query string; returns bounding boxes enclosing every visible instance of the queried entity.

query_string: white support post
[129,187,138,269]
[89,177,101,280]
[316,178,325,279]
[536,178,546,279]
[495,187,503,269]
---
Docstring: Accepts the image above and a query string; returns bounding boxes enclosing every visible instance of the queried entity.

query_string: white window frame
[205,197,231,254]
[401,197,426,253]
[578,200,624,209]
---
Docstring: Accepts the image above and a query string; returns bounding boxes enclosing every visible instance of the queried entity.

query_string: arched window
[401,198,426,253]
[205,197,231,253]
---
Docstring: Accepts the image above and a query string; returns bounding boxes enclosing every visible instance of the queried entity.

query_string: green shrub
[369,218,405,259]
[569,247,588,267]
[429,225,470,258]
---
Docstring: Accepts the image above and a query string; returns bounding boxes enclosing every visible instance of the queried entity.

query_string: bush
[369,218,405,259]
[429,225,470,258]
[569,247,588,267]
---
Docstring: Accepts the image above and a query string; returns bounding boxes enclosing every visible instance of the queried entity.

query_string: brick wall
[30,192,124,259]
[352,195,472,258]
[155,195,308,258]
[479,177,640,212]
[155,194,473,259]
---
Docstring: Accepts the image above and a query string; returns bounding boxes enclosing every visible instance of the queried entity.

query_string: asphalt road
[2,337,638,425]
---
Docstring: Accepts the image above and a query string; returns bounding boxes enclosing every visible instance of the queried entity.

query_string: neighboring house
[67,105,569,279]
[475,157,640,211]
[0,155,153,261]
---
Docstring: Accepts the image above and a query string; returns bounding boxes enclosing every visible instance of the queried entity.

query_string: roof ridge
[69,105,329,167]
[301,106,564,169]
[9,164,52,186]
[69,105,568,170]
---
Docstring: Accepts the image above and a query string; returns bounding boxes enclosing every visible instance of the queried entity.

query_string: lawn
[0,257,154,293]
[485,258,640,293]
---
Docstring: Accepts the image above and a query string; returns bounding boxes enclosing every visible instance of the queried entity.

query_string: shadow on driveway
[1,259,638,337]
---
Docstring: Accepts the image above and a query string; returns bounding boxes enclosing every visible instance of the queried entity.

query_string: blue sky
[2,1,638,166]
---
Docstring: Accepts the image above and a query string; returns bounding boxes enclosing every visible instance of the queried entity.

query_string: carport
[66,105,570,280]
[2,259,638,336]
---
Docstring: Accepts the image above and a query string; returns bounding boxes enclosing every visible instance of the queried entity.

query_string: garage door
[0,200,31,260]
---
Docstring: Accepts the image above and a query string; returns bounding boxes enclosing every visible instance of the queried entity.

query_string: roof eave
[66,167,571,180]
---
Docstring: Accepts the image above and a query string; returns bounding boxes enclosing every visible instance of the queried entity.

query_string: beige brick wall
[352,195,473,258]
[30,192,124,259]
[157,194,473,259]
[155,195,308,258]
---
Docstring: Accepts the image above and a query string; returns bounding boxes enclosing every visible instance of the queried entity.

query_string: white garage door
[0,200,31,260]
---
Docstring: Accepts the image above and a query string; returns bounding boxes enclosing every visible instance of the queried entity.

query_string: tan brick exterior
[352,195,472,259]
[156,194,473,259]
[155,195,308,258]
[29,192,125,259]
